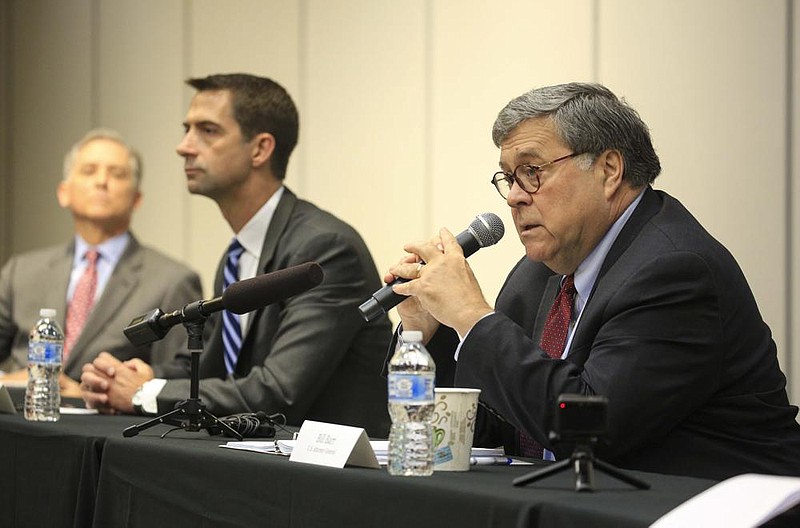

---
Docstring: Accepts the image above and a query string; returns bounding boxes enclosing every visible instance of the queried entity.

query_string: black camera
[514,393,649,491]
[553,393,608,439]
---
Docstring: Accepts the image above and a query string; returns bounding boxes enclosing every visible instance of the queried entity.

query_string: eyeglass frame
[490,152,583,199]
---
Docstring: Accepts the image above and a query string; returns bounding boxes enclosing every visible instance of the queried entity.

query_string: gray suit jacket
[0,235,202,379]
[431,187,800,480]
[153,188,393,437]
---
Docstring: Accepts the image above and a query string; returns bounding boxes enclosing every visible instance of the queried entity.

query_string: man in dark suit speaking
[385,82,800,479]
[81,74,391,437]
[0,129,202,393]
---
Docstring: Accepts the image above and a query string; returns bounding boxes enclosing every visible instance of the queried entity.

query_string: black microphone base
[122,397,243,441]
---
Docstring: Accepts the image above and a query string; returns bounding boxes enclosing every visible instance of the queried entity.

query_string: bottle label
[388,372,435,403]
[28,342,63,364]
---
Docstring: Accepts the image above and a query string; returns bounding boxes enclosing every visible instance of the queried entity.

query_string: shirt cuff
[139,378,167,415]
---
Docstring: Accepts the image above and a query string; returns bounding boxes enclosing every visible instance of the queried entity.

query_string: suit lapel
[532,275,561,346]
[239,188,297,361]
[257,187,297,274]
[47,243,74,327]
[567,186,662,361]
[596,186,661,282]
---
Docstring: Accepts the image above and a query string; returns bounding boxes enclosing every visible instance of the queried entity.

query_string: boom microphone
[358,212,505,322]
[124,261,324,346]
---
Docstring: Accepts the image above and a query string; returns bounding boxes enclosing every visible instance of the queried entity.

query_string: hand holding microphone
[359,212,505,335]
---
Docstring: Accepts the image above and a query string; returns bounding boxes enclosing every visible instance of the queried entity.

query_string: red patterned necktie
[64,250,100,360]
[539,274,577,359]
[519,274,577,458]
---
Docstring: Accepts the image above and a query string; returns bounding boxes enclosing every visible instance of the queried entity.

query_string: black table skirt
[0,413,721,528]
[92,422,714,528]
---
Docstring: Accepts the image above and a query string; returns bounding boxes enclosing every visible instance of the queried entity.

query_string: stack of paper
[650,474,800,528]
[368,441,512,466]
[220,441,291,456]
[221,439,514,465]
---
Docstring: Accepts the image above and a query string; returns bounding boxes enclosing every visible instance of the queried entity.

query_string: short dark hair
[186,73,299,180]
[492,83,661,186]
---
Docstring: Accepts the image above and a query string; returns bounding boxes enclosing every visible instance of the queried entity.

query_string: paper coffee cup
[432,388,481,471]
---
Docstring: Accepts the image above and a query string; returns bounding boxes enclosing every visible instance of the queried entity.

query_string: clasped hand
[386,227,493,339]
[80,351,154,414]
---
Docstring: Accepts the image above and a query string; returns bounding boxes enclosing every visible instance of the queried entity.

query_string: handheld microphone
[358,212,505,322]
[124,261,324,346]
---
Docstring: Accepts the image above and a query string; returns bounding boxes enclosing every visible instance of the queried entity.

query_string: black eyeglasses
[490,152,581,199]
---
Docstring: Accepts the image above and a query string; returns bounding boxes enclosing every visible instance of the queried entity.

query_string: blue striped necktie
[222,239,245,374]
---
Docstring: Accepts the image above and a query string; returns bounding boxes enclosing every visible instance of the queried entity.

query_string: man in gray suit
[0,129,202,394]
[80,74,392,437]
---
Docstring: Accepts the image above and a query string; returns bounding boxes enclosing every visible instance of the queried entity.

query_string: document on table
[220,440,294,456]
[650,473,800,528]
[59,406,99,415]
[220,439,522,465]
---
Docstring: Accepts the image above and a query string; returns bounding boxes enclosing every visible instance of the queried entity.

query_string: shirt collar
[572,190,645,313]
[73,232,131,267]
[234,186,284,260]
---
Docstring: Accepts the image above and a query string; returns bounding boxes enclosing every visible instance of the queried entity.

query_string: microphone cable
[211,411,288,438]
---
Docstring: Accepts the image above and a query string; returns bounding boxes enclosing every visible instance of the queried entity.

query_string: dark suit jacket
[153,188,393,437]
[0,235,202,380]
[431,187,800,480]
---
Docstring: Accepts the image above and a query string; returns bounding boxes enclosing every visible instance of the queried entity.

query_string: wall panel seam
[90,0,99,125]
[181,0,193,259]
[1,0,15,260]
[784,0,795,400]
[592,0,600,81]
[423,0,433,232]
[297,0,308,197]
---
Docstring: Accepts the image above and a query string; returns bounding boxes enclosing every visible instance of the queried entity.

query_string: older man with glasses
[384,82,800,481]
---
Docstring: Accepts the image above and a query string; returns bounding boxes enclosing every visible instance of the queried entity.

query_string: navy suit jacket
[431,187,800,480]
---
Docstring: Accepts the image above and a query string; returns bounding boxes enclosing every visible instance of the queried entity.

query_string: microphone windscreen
[223,262,324,315]
[469,212,505,247]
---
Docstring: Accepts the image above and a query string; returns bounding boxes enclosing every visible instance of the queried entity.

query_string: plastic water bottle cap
[401,330,423,343]
[39,308,57,318]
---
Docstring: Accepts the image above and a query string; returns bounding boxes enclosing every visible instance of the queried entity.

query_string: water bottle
[387,330,436,476]
[24,308,64,421]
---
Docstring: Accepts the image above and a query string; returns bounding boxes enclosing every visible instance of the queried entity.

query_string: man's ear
[251,133,276,169]
[131,190,143,212]
[598,149,625,198]
[56,180,71,209]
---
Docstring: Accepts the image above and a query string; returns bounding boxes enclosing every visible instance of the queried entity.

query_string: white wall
[1,0,797,404]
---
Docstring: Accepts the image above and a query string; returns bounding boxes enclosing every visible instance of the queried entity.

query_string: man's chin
[185,181,206,196]
[523,245,551,265]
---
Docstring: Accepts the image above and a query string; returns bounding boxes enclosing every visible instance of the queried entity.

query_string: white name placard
[289,420,380,469]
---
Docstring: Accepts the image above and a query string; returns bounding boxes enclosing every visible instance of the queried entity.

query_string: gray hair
[492,83,661,186]
[62,128,142,186]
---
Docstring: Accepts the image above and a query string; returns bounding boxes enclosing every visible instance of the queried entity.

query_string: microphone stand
[512,434,648,492]
[123,304,242,440]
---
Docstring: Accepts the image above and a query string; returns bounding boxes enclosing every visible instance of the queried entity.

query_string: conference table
[0,411,727,528]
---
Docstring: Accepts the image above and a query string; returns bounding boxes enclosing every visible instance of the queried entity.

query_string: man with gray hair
[0,129,201,393]
[385,82,800,480]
